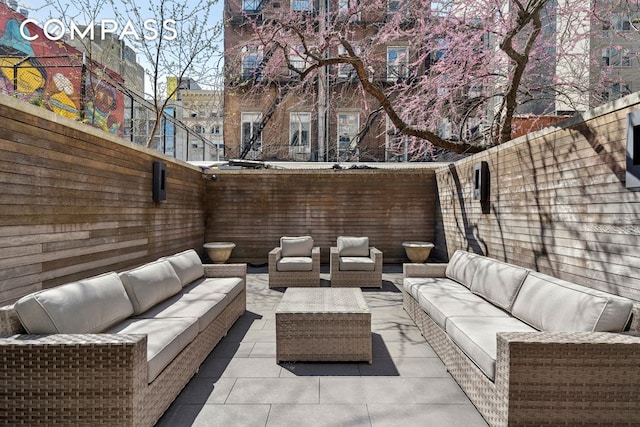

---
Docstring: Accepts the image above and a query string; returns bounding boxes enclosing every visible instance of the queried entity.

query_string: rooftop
[156,266,488,427]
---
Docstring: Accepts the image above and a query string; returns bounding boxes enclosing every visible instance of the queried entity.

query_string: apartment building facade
[223,0,419,162]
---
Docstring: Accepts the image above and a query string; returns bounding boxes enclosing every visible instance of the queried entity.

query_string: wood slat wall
[0,94,205,305]
[204,169,437,264]
[434,93,640,303]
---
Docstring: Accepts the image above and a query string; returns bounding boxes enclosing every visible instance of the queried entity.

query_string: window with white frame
[292,0,312,11]
[337,45,360,78]
[387,46,408,82]
[241,46,263,79]
[337,112,359,156]
[212,125,222,136]
[241,113,262,153]
[430,0,451,16]
[338,0,360,20]
[194,124,204,134]
[289,46,310,75]
[290,112,311,151]
[385,117,407,162]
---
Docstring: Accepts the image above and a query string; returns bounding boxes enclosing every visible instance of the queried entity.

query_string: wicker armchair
[268,236,320,288]
[330,236,382,288]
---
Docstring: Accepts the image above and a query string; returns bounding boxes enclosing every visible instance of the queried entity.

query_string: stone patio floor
[156,266,488,427]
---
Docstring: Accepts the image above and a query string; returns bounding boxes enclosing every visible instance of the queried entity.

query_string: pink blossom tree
[227,0,608,157]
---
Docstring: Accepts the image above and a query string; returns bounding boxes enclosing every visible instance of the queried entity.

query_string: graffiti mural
[0,4,124,136]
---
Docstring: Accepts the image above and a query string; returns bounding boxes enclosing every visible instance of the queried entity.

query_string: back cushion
[163,249,204,287]
[470,257,529,312]
[120,260,182,314]
[337,236,369,257]
[281,236,314,257]
[445,250,482,289]
[14,272,134,334]
[512,272,634,332]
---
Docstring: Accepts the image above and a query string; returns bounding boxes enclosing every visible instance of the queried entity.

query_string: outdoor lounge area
[155,266,489,426]
[3,91,640,427]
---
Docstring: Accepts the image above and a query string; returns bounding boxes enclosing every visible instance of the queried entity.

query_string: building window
[241,112,262,153]
[292,0,312,11]
[430,0,450,16]
[337,112,359,157]
[387,0,401,13]
[289,46,310,75]
[194,124,204,134]
[613,13,632,31]
[602,47,631,67]
[338,0,360,20]
[385,117,407,162]
[290,112,311,150]
[387,46,408,82]
[241,46,263,80]
[606,82,632,101]
[337,45,361,79]
[243,0,261,11]
[212,125,222,135]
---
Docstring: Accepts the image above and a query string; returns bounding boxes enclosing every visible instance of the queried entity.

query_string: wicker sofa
[403,250,640,427]
[0,249,246,427]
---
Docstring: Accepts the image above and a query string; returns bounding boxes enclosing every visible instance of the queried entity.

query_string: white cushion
[134,292,227,332]
[183,277,244,302]
[14,272,134,334]
[119,260,182,315]
[277,256,313,272]
[512,272,634,332]
[339,256,375,271]
[109,317,198,383]
[281,236,314,257]
[162,249,204,287]
[337,236,370,257]
[446,316,536,380]
[416,283,510,330]
[403,277,466,301]
[470,257,529,312]
[445,250,482,288]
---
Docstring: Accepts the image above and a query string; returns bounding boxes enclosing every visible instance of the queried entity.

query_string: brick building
[223,0,417,162]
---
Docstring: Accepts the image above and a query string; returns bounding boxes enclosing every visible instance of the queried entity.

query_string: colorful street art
[0,4,124,136]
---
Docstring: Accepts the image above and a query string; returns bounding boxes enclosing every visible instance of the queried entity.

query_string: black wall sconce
[152,161,167,202]
[626,110,640,189]
[473,161,489,202]
[473,161,490,214]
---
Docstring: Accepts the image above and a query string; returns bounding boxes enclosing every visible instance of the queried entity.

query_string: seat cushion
[109,317,199,383]
[183,277,244,302]
[339,256,375,271]
[133,292,228,332]
[281,236,313,257]
[119,260,182,315]
[337,236,370,257]
[511,272,634,332]
[446,316,537,380]
[277,256,313,272]
[14,272,134,334]
[470,257,529,312]
[445,250,482,288]
[415,282,510,329]
[162,249,204,287]
[403,277,466,301]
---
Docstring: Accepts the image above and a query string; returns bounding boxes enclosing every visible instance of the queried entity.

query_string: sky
[19,0,225,91]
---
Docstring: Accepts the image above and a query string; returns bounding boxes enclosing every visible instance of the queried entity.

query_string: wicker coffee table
[276,288,372,363]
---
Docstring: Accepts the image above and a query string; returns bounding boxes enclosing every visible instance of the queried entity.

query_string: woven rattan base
[276,288,372,363]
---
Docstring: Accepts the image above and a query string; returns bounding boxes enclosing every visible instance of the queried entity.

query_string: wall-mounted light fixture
[473,161,489,202]
[626,111,640,189]
[152,161,167,202]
